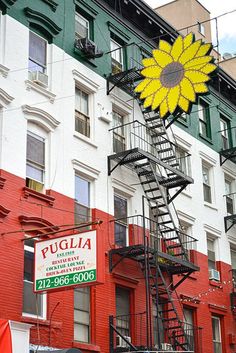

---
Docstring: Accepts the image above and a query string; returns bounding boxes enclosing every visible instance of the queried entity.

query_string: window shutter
[27,134,45,167]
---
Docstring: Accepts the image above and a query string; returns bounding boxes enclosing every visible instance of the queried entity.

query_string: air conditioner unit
[75,37,103,59]
[209,269,220,281]
[116,335,131,348]
[161,342,173,351]
[29,70,48,87]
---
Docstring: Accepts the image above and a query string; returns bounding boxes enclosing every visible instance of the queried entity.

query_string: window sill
[176,118,188,127]
[25,80,56,103]
[21,315,62,328]
[73,341,101,352]
[209,280,223,288]
[204,202,218,211]
[23,186,55,206]
[74,47,97,67]
[0,204,11,218]
[0,176,6,189]
[74,132,98,148]
[199,133,213,144]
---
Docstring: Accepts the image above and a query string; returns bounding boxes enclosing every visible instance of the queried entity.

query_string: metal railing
[111,215,197,261]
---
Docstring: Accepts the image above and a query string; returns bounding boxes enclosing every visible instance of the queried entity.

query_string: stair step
[153,140,168,145]
[173,252,185,256]
[136,162,150,168]
[138,170,152,176]
[158,147,173,153]
[141,179,156,185]
[167,244,181,249]
[150,126,165,132]
[145,187,160,193]
[162,317,178,322]
[170,162,179,167]
[167,172,176,177]
[159,308,176,314]
[161,155,175,162]
[145,116,161,123]
[166,325,182,330]
[159,220,172,225]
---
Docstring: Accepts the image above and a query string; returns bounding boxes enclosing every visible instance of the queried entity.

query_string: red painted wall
[0,169,235,352]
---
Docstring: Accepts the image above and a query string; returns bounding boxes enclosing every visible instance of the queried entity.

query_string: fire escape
[107,60,201,352]
[220,126,236,233]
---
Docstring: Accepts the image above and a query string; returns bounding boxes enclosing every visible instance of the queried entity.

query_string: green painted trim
[24,7,62,39]
[74,0,98,18]
[107,21,130,42]
[42,0,58,12]
[0,0,17,14]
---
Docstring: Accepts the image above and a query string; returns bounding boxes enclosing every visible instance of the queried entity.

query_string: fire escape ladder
[155,267,190,351]
[136,161,189,262]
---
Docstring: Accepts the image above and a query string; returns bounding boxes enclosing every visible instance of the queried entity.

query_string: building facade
[0,0,235,353]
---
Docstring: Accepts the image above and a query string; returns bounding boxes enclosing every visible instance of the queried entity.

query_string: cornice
[25,80,56,103]
[22,104,60,131]
[22,187,55,206]
[24,7,62,39]
[0,88,14,107]
[42,0,58,12]
[0,176,6,189]
[0,204,10,218]
[0,64,10,78]
[0,0,17,14]
[19,215,59,233]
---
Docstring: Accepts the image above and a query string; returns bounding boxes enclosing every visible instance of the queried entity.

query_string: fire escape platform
[109,244,199,275]
[220,146,236,165]
[107,68,142,96]
[108,147,193,188]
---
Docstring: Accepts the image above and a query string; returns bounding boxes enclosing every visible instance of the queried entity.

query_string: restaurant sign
[34,230,97,292]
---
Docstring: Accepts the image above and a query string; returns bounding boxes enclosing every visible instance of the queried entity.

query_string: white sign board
[34,230,97,292]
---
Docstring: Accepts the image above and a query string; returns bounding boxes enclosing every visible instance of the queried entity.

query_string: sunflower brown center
[160,62,184,88]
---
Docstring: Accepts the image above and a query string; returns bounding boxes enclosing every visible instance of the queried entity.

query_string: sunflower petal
[196,43,212,57]
[142,57,157,67]
[200,63,217,74]
[167,86,180,113]
[194,83,208,93]
[179,40,202,65]
[152,87,169,110]
[184,56,212,70]
[171,35,183,61]
[143,95,154,108]
[160,99,169,118]
[183,33,194,49]
[141,66,162,78]
[180,77,196,102]
[185,70,210,83]
[179,96,190,112]
[159,40,172,53]
[135,78,151,93]
[153,49,173,68]
[140,80,161,99]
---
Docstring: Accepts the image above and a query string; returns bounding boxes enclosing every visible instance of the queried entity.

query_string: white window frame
[75,13,90,40]
[176,145,191,177]
[202,163,213,204]
[74,173,91,225]
[75,87,90,138]
[114,193,128,247]
[74,286,91,343]
[23,239,47,319]
[220,118,230,150]
[198,21,205,36]
[198,101,211,139]
[225,177,234,215]
[28,30,47,74]
[112,110,126,153]
[212,316,222,353]
[111,38,123,73]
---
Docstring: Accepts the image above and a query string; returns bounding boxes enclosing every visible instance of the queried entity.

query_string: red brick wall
[0,169,235,352]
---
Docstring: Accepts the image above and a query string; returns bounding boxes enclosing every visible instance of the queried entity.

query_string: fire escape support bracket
[109,247,137,272]
[224,215,236,233]
[110,322,138,351]
[220,153,228,166]
[106,70,131,95]
[108,151,133,176]
[167,184,187,204]
[171,271,194,291]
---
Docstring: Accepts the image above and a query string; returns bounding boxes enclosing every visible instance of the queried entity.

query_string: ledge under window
[25,80,56,103]
[0,176,6,189]
[199,133,213,144]
[23,186,55,206]
[73,341,101,352]
[74,132,98,148]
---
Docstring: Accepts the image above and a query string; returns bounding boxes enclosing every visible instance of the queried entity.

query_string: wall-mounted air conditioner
[116,335,131,348]
[209,269,220,281]
[29,70,48,87]
[75,37,103,59]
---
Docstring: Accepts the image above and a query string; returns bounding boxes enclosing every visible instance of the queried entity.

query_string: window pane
[74,323,89,342]
[75,13,89,39]
[74,287,90,311]
[23,281,44,316]
[75,175,90,206]
[27,133,45,167]
[115,223,127,247]
[114,195,127,220]
[74,310,90,324]
[74,287,90,343]
[75,88,89,116]
[26,164,44,183]
[24,250,34,282]
[29,31,46,67]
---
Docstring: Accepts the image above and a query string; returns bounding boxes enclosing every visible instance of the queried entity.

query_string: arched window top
[22,104,60,132]
[0,88,14,108]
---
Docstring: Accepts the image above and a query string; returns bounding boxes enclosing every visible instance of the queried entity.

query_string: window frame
[202,163,212,204]
[74,174,91,226]
[114,194,128,247]
[112,110,126,153]
[212,316,222,353]
[115,286,131,338]
[74,286,91,343]
[75,12,90,41]
[207,237,217,272]
[28,30,47,74]
[175,145,191,176]
[110,38,124,74]
[220,115,231,150]
[23,239,47,319]
[198,21,205,36]
[75,86,90,138]
[198,100,211,140]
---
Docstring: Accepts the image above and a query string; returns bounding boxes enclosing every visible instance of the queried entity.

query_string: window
[75,13,89,40]
[74,287,90,342]
[202,164,212,203]
[179,221,194,252]
[152,300,164,346]
[230,248,236,287]
[225,179,234,215]
[23,239,46,318]
[116,287,130,338]
[199,101,211,139]
[176,146,191,176]
[220,117,230,150]
[198,21,205,36]
[114,195,128,247]
[212,316,222,353]
[183,308,195,351]
[75,87,90,137]
[28,31,47,73]
[26,131,45,193]
[207,237,216,271]
[113,111,126,153]
[111,39,123,74]
[75,174,90,225]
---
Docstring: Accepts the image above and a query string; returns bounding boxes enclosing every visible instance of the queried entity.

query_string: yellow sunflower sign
[135,33,216,118]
